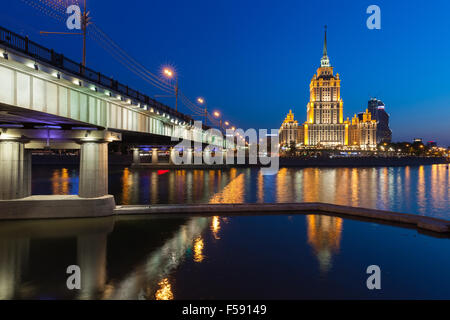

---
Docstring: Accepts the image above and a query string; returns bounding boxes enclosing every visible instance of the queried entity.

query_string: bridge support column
[79,141,109,198]
[0,140,31,200]
[169,147,176,165]
[152,148,158,164]
[77,233,107,299]
[223,149,227,164]
[203,149,211,164]
[132,148,140,165]
[186,148,193,165]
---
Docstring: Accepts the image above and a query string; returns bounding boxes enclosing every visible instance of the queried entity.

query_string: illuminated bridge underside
[0,49,227,202]
[0,53,224,147]
[0,103,99,128]
[0,103,186,146]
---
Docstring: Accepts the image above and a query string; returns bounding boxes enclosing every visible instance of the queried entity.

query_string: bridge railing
[0,25,198,126]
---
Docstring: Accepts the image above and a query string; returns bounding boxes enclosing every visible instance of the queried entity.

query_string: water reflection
[1,207,450,299]
[0,218,114,299]
[209,173,245,204]
[34,164,449,218]
[48,167,77,195]
[155,278,173,300]
[211,216,221,240]
[108,216,209,300]
[306,215,343,273]
[0,238,29,299]
[193,236,205,263]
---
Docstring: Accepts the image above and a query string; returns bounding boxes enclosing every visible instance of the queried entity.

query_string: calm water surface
[0,214,449,299]
[32,164,450,218]
[0,164,448,300]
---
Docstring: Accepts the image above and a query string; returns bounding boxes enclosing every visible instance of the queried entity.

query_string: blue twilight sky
[2,0,450,145]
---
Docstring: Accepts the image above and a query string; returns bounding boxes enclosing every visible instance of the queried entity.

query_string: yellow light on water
[155,278,174,300]
[193,236,204,263]
[211,216,221,239]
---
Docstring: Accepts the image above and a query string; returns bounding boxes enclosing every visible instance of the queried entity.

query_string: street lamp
[197,97,207,126]
[213,110,224,131]
[162,67,179,112]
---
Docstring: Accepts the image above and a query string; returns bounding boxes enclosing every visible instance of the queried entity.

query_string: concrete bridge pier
[223,149,228,164]
[79,141,109,198]
[0,140,31,200]
[132,148,140,165]
[186,148,193,165]
[77,233,107,299]
[152,148,158,164]
[169,147,176,165]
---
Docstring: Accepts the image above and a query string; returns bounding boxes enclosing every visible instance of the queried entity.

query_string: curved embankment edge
[0,197,448,234]
[114,202,450,234]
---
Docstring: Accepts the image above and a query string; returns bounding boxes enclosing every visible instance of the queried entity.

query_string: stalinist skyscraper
[304,26,347,147]
[279,27,377,150]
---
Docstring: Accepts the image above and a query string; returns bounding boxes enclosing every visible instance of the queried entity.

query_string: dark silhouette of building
[367,98,392,143]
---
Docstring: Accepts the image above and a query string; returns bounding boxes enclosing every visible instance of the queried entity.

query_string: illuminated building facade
[279,109,303,147]
[280,27,378,150]
[303,27,347,147]
[349,109,377,149]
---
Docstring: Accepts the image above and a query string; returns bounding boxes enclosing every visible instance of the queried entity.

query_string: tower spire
[320,25,330,67]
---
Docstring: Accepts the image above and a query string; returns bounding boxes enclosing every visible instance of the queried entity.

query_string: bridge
[0,26,233,204]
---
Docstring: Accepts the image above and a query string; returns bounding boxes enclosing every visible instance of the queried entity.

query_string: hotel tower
[279,27,377,150]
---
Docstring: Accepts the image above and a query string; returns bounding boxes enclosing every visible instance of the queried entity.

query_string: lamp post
[197,97,207,126]
[39,0,90,67]
[213,111,223,131]
[163,67,179,111]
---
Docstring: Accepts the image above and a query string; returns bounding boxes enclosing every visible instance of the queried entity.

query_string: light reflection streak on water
[121,168,131,205]
[109,217,209,300]
[209,173,245,204]
[51,168,70,195]
[45,164,449,218]
[155,278,173,300]
[417,166,426,214]
[306,215,343,273]
[211,216,221,240]
[193,236,205,263]
[257,172,264,203]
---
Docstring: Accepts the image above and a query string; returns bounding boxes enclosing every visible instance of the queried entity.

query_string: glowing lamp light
[163,68,173,78]
[197,97,205,104]
[213,111,220,117]
[224,121,229,126]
